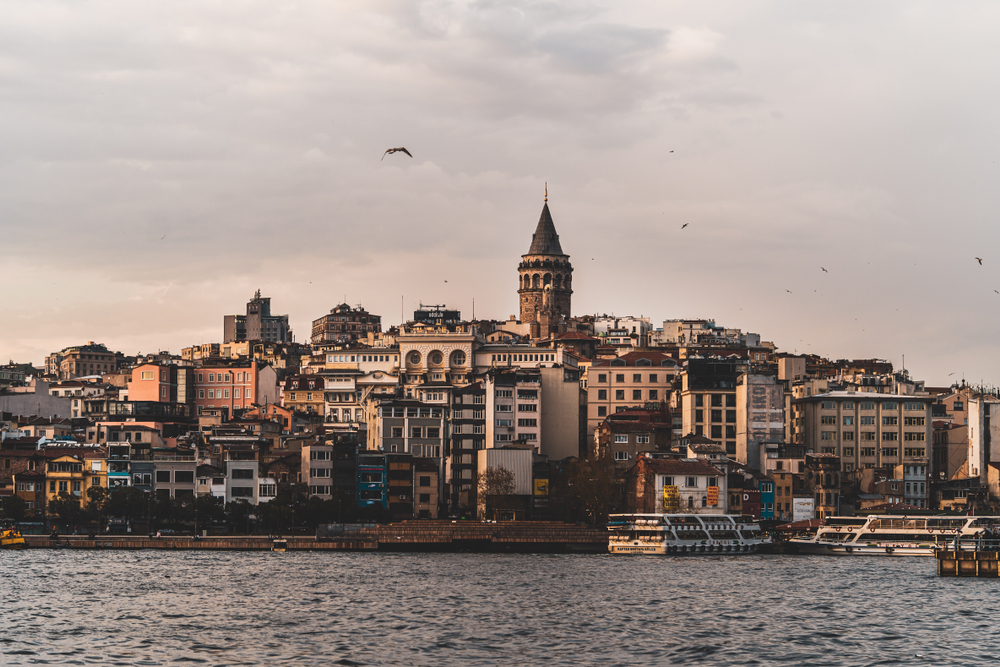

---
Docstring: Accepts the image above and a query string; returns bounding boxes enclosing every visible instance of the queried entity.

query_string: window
[141,370,154,380]
[861,447,876,457]
[496,404,512,412]
[597,374,607,383]
[597,406,607,417]
[232,469,254,479]
[695,395,704,407]
[821,416,836,425]
[685,477,698,488]
[495,389,512,398]
[843,447,855,457]
[650,374,658,383]
[695,409,703,423]
[860,432,876,441]
[633,374,642,383]
[711,395,723,407]
[224,389,230,399]
[953,401,964,411]
[518,403,537,412]
[597,390,607,400]
[259,484,276,498]
[91,476,100,487]
[614,451,630,461]
[209,373,215,382]
[390,427,403,438]
[615,390,625,400]
[725,395,736,407]
[821,431,836,440]
[860,401,875,410]
[883,448,898,458]
[427,427,440,439]
[883,416,898,426]
[198,389,205,399]
[882,432,898,441]
[518,419,537,427]
[419,493,431,503]
[311,468,331,478]
[842,401,854,409]
[860,416,875,425]
[726,410,736,423]
[235,388,241,399]
[904,417,925,426]
[649,390,658,401]
[614,435,628,444]
[231,487,253,497]
[175,471,194,484]
[636,435,650,444]
[632,390,642,400]
[821,401,836,410]
[411,427,423,438]
[711,425,722,439]
[711,410,722,423]
[156,471,171,483]
[843,432,855,441]
[843,416,854,426]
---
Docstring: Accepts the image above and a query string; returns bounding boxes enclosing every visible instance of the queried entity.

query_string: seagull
[976,257,983,265]
[821,267,828,273]
[785,290,792,294]
[160,235,166,240]
[681,223,688,229]
[382,147,412,160]
[948,373,955,376]
[995,290,999,294]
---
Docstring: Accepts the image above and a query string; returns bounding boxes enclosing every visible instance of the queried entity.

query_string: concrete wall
[0,382,73,419]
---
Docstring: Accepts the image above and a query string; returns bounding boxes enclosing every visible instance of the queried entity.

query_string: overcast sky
[2,1,998,387]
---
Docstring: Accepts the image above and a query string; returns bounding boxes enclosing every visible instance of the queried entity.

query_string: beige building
[793,391,933,481]
[587,351,678,437]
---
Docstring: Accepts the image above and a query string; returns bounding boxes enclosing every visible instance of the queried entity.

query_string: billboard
[663,485,680,512]
[741,490,761,519]
[793,497,815,522]
[534,479,549,497]
[707,485,719,506]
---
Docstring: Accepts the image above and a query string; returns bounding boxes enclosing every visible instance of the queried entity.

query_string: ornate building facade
[518,191,573,339]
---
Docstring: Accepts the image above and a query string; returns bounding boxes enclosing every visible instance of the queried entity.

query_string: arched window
[543,273,552,286]
[636,358,652,366]
[532,274,540,288]
[553,274,562,288]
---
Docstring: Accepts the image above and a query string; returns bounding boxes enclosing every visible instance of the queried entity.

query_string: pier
[21,521,608,553]
[937,549,1000,577]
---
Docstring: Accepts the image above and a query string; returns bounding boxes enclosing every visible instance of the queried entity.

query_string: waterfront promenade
[22,520,608,553]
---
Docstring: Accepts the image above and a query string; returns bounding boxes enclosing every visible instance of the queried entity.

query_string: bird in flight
[785,289,792,294]
[821,267,828,273]
[995,289,999,294]
[681,223,688,229]
[160,235,166,240]
[976,257,983,265]
[382,147,412,160]
[948,372,955,376]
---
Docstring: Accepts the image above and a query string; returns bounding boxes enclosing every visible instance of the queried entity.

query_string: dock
[937,549,1000,577]
[20,521,608,554]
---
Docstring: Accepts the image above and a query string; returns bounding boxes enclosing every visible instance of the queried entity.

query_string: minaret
[518,185,573,337]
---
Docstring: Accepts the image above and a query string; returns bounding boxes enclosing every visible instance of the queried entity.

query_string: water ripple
[1,551,997,665]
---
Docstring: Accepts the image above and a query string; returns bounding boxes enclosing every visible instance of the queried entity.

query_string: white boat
[789,515,1000,556]
[607,513,770,555]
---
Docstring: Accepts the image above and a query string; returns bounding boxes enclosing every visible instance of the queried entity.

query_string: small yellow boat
[1,528,26,549]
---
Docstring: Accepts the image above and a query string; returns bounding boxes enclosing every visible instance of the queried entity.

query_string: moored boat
[1,528,26,549]
[789,515,1000,556]
[607,513,770,555]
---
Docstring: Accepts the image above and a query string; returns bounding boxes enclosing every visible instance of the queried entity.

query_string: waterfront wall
[23,521,607,553]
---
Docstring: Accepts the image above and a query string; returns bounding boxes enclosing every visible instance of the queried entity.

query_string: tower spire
[544,182,547,202]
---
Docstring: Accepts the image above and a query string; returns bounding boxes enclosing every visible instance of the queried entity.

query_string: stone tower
[518,188,573,337]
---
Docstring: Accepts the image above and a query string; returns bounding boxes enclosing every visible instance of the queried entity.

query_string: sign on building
[742,490,761,519]
[707,485,719,506]
[663,485,679,512]
[792,497,815,522]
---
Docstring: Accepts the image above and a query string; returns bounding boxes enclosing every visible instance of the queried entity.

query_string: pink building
[128,363,175,402]
[194,362,259,417]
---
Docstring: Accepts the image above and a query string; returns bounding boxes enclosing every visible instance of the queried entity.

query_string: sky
[1,1,999,387]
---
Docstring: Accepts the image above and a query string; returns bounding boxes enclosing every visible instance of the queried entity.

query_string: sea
[2,550,999,666]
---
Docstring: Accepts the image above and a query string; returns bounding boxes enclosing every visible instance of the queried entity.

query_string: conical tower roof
[526,202,565,256]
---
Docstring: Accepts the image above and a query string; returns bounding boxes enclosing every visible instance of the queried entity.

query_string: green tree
[0,495,27,524]
[48,492,87,530]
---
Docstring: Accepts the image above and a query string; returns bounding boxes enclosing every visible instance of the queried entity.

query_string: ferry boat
[607,514,770,555]
[789,515,1000,556]
[1,527,26,549]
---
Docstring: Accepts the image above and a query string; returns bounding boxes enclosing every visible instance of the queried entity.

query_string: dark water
[2,551,999,666]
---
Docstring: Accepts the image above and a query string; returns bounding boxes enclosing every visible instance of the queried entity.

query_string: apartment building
[587,351,678,436]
